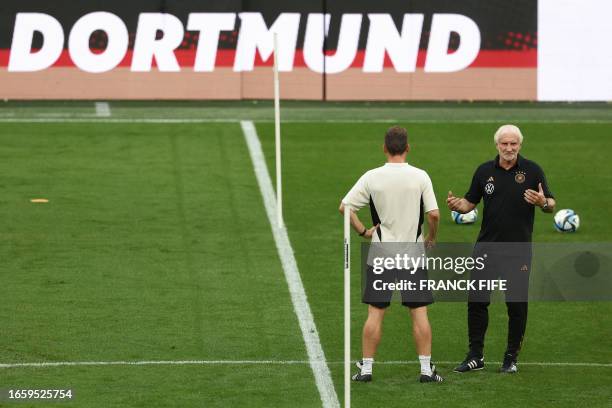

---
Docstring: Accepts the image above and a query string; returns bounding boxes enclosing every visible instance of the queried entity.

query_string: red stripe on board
[470,50,536,67]
[0,49,536,69]
[250,50,536,68]
[0,49,9,66]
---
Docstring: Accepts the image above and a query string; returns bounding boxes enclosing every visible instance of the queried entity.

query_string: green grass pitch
[0,102,611,407]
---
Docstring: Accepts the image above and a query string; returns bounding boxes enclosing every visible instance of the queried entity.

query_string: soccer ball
[451,208,478,224]
[554,209,580,232]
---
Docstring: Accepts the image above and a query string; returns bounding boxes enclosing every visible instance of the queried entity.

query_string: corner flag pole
[343,206,351,407]
[273,33,283,229]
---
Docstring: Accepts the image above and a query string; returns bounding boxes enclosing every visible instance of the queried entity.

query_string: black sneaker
[352,360,372,382]
[499,353,518,373]
[419,361,443,382]
[351,372,372,382]
[419,372,444,383]
[453,354,485,373]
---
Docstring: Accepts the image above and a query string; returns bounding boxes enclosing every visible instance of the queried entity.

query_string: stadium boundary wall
[0,0,610,101]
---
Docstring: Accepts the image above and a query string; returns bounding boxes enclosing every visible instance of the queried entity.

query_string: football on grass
[451,208,478,224]
[554,209,580,232]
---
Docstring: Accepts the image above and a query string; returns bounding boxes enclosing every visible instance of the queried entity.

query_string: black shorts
[363,266,434,309]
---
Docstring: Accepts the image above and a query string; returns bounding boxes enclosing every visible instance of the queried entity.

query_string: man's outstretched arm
[446,191,476,214]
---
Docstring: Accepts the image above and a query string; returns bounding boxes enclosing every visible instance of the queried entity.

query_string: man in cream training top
[339,126,443,383]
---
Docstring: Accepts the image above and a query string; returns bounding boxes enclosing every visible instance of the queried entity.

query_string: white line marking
[350,360,612,367]
[1,118,612,124]
[0,118,234,123]
[2,360,610,369]
[0,360,308,368]
[95,102,111,117]
[241,120,340,408]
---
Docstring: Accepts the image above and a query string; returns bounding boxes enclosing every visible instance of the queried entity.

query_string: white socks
[419,355,432,376]
[362,356,432,375]
[361,357,373,375]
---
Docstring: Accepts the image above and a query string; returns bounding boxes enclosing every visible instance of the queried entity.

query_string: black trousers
[468,301,528,357]
[467,250,531,358]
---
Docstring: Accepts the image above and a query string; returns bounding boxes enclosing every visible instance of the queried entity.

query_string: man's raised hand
[447,190,461,211]
[524,183,546,207]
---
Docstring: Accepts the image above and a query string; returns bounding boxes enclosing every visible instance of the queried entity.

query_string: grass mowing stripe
[2,361,611,368]
[241,120,340,408]
[168,134,204,350]
[3,101,612,122]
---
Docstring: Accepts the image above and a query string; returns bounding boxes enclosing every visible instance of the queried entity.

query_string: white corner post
[343,206,351,407]
[273,32,283,229]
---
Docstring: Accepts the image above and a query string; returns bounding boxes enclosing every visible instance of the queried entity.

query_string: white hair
[494,124,523,144]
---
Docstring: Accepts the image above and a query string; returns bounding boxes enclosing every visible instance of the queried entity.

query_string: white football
[554,209,580,232]
[451,208,478,224]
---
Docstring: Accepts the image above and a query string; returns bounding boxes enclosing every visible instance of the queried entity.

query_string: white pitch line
[1,118,612,124]
[369,361,612,367]
[0,360,309,368]
[241,120,340,408]
[94,102,111,117]
[2,360,611,369]
[0,118,235,123]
